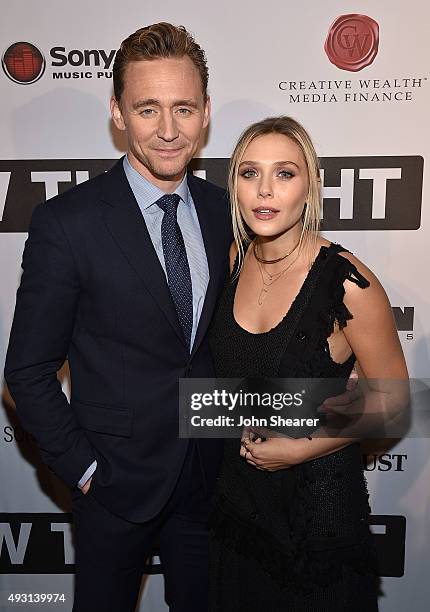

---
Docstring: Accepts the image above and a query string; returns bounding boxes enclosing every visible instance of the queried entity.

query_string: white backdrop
[1,1,429,610]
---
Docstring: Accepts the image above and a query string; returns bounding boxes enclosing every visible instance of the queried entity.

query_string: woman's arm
[242,253,409,471]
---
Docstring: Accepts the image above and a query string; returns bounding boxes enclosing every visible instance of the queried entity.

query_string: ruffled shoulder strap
[326,243,370,289]
[322,243,370,333]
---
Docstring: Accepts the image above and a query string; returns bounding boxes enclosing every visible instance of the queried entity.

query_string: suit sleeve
[4,202,96,488]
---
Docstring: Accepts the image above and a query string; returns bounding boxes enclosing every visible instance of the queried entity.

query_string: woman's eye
[240,169,257,178]
[278,170,294,178]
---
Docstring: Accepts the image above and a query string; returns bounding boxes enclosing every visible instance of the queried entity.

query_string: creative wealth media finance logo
[2,42,45,84]
[325,14,379,72]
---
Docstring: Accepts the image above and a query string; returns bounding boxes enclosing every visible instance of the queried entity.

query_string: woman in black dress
[208,116,408,611]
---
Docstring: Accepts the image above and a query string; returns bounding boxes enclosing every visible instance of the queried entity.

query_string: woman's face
[237,132,309,238]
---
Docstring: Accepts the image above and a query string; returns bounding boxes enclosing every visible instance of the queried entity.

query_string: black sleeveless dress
[208,243,379,611]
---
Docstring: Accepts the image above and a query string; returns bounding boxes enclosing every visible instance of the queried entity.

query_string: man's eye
[177,108,192,115]
[140,108,155,116]
[240,169,257,178]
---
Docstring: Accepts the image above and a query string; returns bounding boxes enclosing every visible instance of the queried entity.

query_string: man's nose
[157,111,179,141]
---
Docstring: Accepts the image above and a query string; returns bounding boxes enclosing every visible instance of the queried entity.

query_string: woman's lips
[252,207,280,220]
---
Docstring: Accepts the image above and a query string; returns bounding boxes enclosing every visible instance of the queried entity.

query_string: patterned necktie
[156,193,193,349]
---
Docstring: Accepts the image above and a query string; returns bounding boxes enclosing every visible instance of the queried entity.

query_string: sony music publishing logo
[325,14,379,72]
[2,42,46,84]
[2,42,115,83]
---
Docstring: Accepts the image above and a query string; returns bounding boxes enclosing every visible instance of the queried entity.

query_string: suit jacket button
[250,511,258,520]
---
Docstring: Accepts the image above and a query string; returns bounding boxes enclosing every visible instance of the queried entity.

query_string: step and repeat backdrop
[1,1,429,610]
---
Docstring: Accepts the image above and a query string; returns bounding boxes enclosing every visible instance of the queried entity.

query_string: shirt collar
[123,154,190,210]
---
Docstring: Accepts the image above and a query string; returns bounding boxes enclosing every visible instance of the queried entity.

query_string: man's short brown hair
[113,22,209,102]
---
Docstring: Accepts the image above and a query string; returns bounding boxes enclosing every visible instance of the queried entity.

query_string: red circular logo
[2,42,45,84]
[324,14,379,72]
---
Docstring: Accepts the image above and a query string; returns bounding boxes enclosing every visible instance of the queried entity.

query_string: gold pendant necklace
[256,253,299,305]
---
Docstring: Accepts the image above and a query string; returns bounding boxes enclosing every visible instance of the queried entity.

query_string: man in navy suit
[5,23,231,612]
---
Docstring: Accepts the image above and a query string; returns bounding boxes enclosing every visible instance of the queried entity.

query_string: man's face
[111,56,210,189]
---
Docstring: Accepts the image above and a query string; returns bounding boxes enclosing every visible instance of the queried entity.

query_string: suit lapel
[188,173,223,357]
[100,160,186,346]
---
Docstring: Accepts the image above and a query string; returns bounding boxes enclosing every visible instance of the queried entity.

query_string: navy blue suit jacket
[5,159,232,522]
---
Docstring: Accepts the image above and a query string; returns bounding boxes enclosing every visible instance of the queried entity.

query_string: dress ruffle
[211,456,378,595]
[321,255,370,338]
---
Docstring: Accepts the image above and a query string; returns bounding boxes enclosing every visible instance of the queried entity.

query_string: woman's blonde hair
[228,116,321,274]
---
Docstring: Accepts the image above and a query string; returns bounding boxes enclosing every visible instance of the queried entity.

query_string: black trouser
[71,442,211,612]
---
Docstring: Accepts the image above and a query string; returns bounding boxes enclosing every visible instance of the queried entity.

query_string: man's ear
[202,95,211,129]
[111,96,126,131]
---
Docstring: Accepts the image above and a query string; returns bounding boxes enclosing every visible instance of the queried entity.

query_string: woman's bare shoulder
[335,249,392,320]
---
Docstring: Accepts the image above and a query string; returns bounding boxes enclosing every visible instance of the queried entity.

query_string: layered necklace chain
[252,238,300,306]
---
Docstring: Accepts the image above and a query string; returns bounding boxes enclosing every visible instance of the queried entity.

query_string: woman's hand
[240,434,303,471]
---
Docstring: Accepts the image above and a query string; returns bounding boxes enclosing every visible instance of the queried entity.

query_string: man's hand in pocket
[81,477,92,495]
